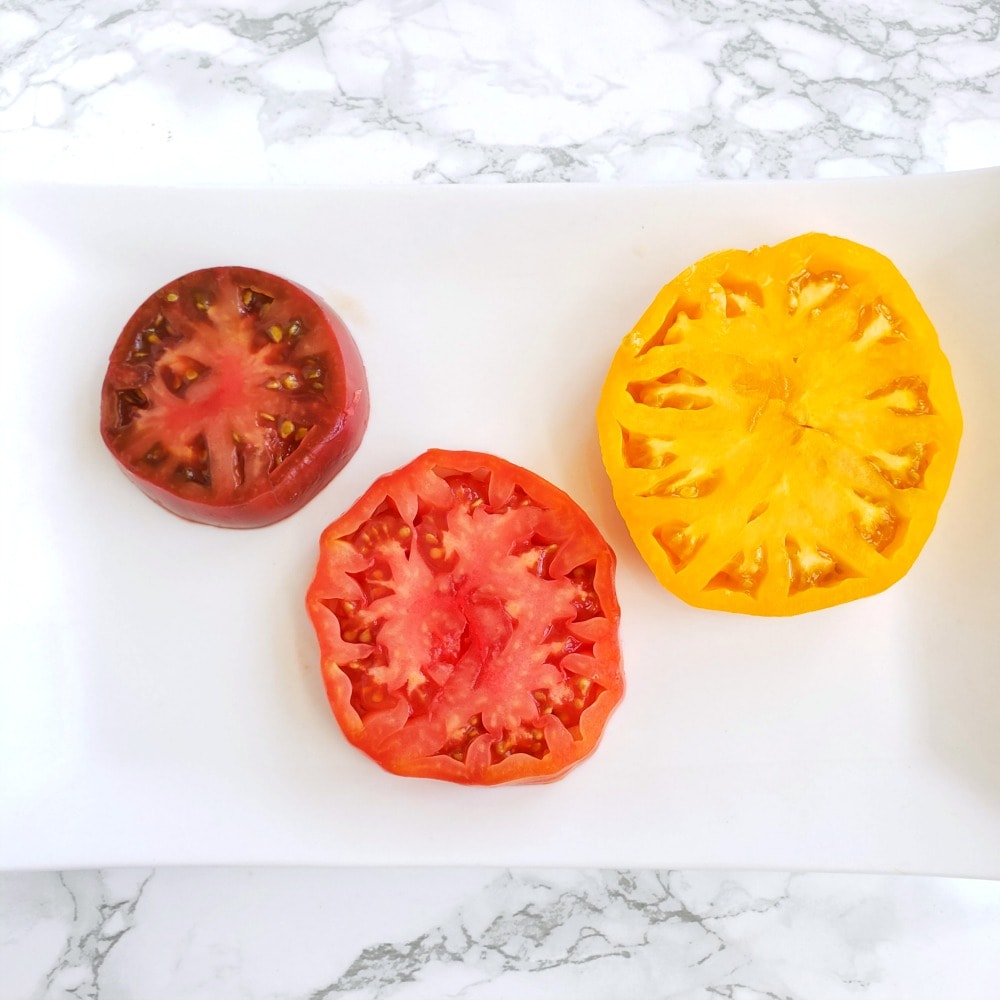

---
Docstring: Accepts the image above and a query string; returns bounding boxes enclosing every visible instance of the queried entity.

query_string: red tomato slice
[100,266,369,528]
[306,449,624,785]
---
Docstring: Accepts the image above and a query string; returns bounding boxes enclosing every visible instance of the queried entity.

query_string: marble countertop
[3,0,1000,186]
[3,0,1000,996]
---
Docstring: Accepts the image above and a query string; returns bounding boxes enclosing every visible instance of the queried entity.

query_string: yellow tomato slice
[596,233,963,616]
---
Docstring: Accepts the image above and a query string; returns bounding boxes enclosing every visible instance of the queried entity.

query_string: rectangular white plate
[2,172,999,875]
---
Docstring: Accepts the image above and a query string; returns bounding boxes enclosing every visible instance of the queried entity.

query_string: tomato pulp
[306,450,624,784]
[100,266,369,528]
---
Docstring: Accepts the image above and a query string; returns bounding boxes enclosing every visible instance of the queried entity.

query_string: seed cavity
[568,562,602,621]
[785,537,855,594]
[719,274,765,317]
[621,426,676,470]
[437,714,485,764]
[302,358,323,381]
[627,368,714,410]
[636,296,702,356]
[532,673,603,740]
[642,464,720,499]
[851,491,903,553]
[339,649,396,717]
[175,433,211,488]
[852,299,905,349]
[867,442,933,490]
[240,287,274,316]
[160,356,210,397]
[490,725,548,764]
[142,441,167,465]
[787,269,846,314]
[115,387,149,427]
[232,436,246,488]
[653,521,705,572]
[128,315,175,363]
[705,545,767,597]
[866,375,933,416]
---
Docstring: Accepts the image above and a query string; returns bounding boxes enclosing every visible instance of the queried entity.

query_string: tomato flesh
[101,267,369,527]
[306,450,624,785]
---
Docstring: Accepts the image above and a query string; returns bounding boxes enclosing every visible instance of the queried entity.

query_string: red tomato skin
[100,268,370,528]
[306,449,624,786]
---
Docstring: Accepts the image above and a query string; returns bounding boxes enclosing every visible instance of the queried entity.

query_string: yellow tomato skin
[596,233,963,616]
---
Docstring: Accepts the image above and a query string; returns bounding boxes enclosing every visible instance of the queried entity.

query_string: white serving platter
[1,172,998,875]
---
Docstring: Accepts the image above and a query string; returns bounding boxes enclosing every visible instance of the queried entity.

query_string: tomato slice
[306,450,624,785]
[597,233,963,615]
[100,267,369,527]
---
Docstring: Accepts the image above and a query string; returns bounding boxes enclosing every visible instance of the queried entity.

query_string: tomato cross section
[100,266,369,528]
[307,450,624,784]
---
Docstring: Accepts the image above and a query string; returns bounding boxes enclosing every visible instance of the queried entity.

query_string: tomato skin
[306,449,624,785]
[100,267,369,528]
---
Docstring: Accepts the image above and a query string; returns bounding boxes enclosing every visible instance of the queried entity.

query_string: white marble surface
[2,0,1000,185]
[3,868,1000,999]
[3,0,1000,995]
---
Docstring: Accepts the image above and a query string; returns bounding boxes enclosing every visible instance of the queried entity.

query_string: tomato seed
[282,374,301,390]
[268,325,283,343]
[239,287,276,316]
[179,465,210,486]
[165,291,179,302]
[279,420,295,439]
[143,443,166,465]
[288,319,302,336]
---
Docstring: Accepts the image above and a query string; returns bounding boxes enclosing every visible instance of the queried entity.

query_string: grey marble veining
[2,0,1000,995]
[4,868,1000,998]
[1,0,999,184]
